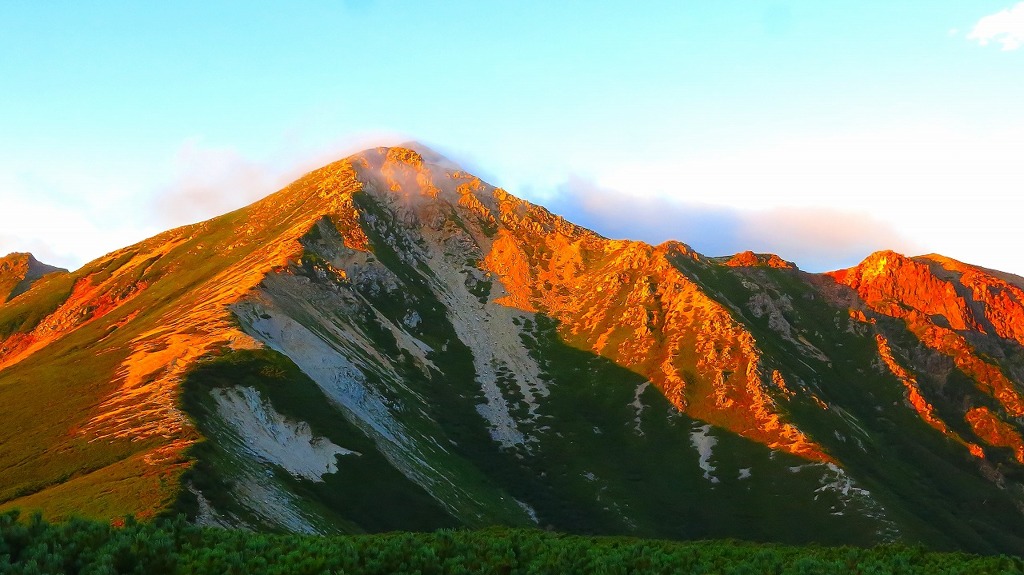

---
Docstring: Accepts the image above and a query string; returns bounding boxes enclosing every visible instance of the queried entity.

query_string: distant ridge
[0,252,67,302]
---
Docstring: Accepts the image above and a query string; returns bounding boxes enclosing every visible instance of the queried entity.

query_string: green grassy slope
[186,185,890,546]
[669,257,1024,553]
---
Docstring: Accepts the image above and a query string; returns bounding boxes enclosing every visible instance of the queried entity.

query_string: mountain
[1,146,1023,554]
[0,253,66,302]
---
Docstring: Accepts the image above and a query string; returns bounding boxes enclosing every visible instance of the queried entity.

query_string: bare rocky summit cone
[1,146,1024,553]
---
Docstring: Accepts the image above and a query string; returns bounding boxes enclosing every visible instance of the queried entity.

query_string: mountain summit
[1,147,1023,553]
[0,252,66,302]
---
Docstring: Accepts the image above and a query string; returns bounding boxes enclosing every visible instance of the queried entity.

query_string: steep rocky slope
[829,252,1024,464]
[1,146,1023,553]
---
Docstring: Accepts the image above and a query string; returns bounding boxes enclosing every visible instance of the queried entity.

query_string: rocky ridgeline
[830,251,1024,462]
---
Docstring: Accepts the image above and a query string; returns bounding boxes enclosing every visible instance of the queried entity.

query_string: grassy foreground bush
[1,510,1021,574]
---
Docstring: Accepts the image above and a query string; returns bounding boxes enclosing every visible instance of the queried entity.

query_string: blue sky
[2,2,1023,273]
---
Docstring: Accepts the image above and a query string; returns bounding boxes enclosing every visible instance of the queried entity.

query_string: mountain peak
[826,249,907,285]
[722,250,795,269]
[6,147,1024,553]
[0,252,67,302]
[395,141,459,168]
[337,145,504,216]
[830,246,1024,417]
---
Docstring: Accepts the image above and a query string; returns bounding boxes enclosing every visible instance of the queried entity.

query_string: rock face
[829,251,1024,463]
[1,146,1024,553]
[723,251,795,269]
[0,253,66,302]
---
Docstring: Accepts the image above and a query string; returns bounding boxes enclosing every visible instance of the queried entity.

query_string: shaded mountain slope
[1,146,1023,553]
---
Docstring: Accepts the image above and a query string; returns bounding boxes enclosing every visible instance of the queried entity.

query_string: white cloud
[968,2,1024,50]
[4,125,1024,277]
[0,161,161,270]
[544,177,919,272]
[557,121,1024,275]
[0,132,400,271]
[0,193,137,270]
[150,132,408,230]
[149,141,285,228]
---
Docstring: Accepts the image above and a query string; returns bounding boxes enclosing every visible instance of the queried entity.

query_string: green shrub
[2,511,1022,574]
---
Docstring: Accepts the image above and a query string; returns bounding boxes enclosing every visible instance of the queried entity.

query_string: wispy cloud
[735,208,918,271]
[0,160,161,270]
[148,133,405,229]
[149,141,284,228]
[0,194,135,271]
[543,176,919,272]
[0,132,401,270]
[968,2,1024,50]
